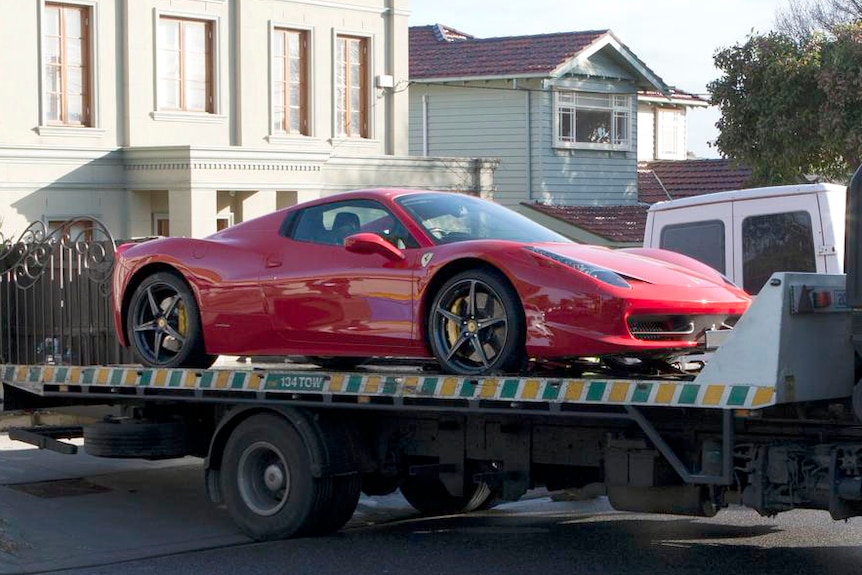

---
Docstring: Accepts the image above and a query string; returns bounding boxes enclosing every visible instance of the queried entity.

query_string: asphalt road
[2,436,862,575]
[41,493,862,575]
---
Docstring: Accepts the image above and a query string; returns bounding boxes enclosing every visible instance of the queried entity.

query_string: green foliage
[709,24,862,184]
[820,25,862,170]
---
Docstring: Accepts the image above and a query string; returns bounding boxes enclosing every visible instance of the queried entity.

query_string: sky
[407,0,789,159]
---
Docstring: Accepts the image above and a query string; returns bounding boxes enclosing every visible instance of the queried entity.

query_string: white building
[0,0,494,241]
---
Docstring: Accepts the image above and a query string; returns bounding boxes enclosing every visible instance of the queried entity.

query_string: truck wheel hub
[264,464,285,491]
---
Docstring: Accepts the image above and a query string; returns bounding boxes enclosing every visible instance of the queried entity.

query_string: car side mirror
[344,232,405,261]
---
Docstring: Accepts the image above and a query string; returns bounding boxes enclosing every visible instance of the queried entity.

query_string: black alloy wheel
[127,271,215,369]
[428,269,524,375]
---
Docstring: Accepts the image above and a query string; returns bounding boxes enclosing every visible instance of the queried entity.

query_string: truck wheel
[220,414,323,540]
[84,421,188,459]
[400,476,496,515]
[306,474,362,536]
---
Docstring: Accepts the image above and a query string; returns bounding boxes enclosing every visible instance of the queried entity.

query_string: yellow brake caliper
[177,301,188,338]
[446,297,466,348]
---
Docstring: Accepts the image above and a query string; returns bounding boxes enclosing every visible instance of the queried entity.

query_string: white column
[126,191,153,238]
[240,190,277,221]
[169,188,217,238]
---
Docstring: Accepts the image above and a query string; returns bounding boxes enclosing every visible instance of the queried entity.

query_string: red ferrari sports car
[112,189,751,375]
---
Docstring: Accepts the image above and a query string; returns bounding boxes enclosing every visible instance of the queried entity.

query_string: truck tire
[305,474,362,536]
[400,476,496,515]
[83,421,189,459]
[220,413,329,540]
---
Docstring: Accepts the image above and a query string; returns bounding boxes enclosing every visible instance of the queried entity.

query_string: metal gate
[0,218,133,366]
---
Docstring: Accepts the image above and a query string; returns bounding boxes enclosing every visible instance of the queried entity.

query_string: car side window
[288,200,419,249]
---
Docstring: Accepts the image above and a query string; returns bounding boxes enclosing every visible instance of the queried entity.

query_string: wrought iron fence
[0,218,134,366]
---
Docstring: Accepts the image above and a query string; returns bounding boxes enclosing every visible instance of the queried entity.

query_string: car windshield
[397,193,570,244]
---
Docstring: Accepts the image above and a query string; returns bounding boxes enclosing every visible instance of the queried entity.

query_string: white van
[643,182,846,294]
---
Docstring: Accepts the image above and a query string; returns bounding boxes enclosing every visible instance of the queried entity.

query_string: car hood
[532,243,725,288]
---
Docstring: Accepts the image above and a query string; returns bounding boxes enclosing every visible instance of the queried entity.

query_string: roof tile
[642,159,753,199]
[527,203,649,243]
[637,168,671,204]
[409,24,607,80]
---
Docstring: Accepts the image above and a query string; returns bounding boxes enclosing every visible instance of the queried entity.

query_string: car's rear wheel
[127,271,216,369]
[428,269,524,375]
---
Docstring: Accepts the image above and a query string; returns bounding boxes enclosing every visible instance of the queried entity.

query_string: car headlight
[528,247,631,289]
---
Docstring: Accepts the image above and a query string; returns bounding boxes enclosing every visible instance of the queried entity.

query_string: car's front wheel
[126,271,216,369]
[428,269,524,375]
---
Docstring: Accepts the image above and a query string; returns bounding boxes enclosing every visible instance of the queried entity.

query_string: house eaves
[639,92,709,108]
[551,31,670,94]
[410,73,549,84]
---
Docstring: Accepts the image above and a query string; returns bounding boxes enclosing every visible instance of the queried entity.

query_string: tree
[819,24,862,169]
[708,25,862,184]
[776,0,862,38]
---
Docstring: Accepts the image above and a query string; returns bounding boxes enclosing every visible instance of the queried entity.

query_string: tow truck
[2,167,862,541]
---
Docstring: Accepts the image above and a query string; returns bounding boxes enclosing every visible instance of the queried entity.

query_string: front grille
[627,314,740,343]
[628,315,695,341]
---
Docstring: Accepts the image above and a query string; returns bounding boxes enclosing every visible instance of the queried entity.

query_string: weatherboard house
[408,24,707,210]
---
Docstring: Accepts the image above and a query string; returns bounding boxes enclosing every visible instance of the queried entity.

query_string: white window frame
[268,21,314,139]
[151,9,225,123]
[554,91,632,151]
[331,30,373,141]
[656,107,686,160]
[37,0,105,136]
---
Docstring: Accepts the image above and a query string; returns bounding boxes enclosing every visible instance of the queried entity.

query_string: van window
[742,211,816,294]
[659,220,725,274]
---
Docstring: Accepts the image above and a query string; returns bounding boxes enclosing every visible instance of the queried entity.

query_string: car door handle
[265,257,282,268]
